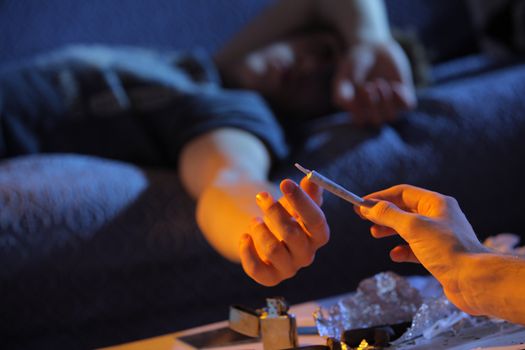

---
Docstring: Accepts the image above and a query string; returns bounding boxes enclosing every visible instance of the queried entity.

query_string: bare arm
[317,0,391,44]
[178,128,329,286]
[178,127,275,262]
[357,184,525,324]
[459,253,525,324]
[178,127,270,199]
[214,0,391,67]
[215,0,415,126]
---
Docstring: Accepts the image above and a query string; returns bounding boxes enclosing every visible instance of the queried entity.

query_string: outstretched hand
[240,177,329,286]
[333,40,416,126]
[356,184,488,314]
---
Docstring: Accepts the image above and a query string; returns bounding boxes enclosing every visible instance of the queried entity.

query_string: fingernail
[359,206,370,216]
[256,192,269,203]
[281,180,296,195]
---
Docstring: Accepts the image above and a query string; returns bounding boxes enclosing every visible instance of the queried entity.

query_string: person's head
[220,31,344,120]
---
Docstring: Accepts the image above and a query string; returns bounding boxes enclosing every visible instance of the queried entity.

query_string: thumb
[359,200,416,236]
[332,60,357,105]
[336,78,356,101]
[333,74,357,111]
[333,47,374,108]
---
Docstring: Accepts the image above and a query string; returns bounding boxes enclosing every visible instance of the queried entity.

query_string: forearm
[197,177,278,262]
[215,0,317,66]
[178,128,270,199]
[459,253,525,324]
[316,0,391,44]
[215,0,391,66]
[178,127,275,262]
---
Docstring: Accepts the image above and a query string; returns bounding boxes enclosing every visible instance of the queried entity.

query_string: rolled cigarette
[294,163,372,207]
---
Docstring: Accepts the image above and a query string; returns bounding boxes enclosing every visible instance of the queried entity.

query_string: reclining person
[0,0,415,285]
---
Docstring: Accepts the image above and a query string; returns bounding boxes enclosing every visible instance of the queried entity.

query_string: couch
[1,1,525,349]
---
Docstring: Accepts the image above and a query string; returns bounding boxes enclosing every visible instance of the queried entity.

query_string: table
[101,298,325,350]
[101,294,525,350]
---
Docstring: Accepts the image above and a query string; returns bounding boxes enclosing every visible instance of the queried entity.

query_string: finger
[363,83,383,127]
[250,218,296,278]
[281,179,330,248]
[278,196,296,218]
[239,234,281,286]
[331,47,372,111]
[363,184,439,214]
[392,82,417,111]
[358,199,419,240]
[345,46,375,83]
[256,191,314,267]
[370,224,398,238]
[300,176,323,206]
[376,79,397,122]
[352,101,366,126]
[390,244,420,263]
[332,78,363,125]
[352,85,369,126]
[354,205,365,219]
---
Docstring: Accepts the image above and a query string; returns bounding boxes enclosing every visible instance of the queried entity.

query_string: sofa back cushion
[0,0,476,65]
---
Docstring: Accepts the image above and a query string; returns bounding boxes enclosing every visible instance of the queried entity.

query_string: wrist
[455,252,487,315]
[457,252,524,317]
[196,182,259,263]
[339,1,392,46]
[196,178,280,263]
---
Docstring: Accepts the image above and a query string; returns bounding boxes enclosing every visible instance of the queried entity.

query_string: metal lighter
[229,304,260,338]
[260,297,298,350]
[229,297,298,350]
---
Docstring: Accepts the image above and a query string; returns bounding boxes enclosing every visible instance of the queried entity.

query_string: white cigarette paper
[294,163,372,207]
